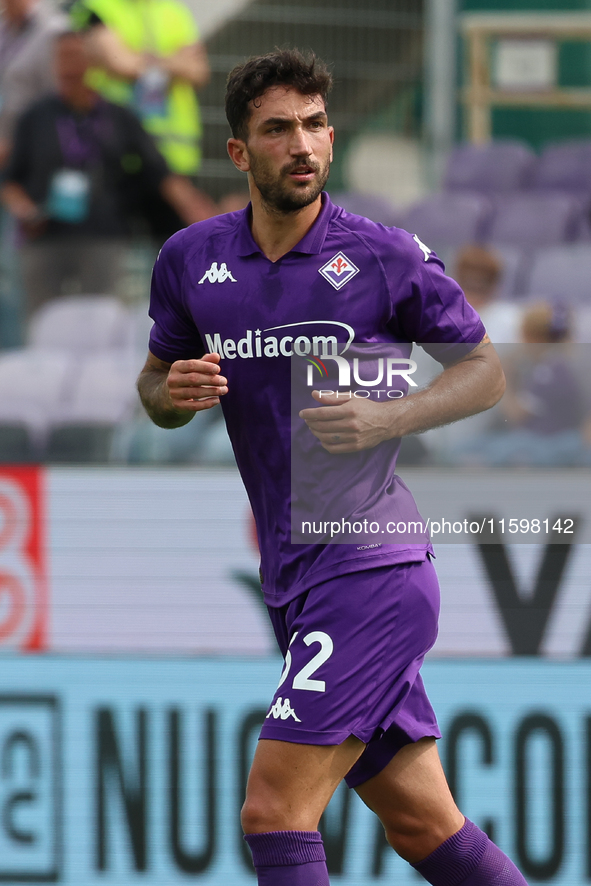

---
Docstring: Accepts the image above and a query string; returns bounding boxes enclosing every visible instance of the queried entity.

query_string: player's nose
[289,126,312,155]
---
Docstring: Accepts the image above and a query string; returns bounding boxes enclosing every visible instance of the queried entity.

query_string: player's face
[240,87,334,213]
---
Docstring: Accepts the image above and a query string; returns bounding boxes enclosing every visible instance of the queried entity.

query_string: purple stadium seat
[44,353,139,462]
[330,191,400,226]
[444,140,536,193]
[525,244,591,304]
[51,353,139,424]
[487,244,530,299]
[488,194,583,248]
[573,306,591,342]
[28,295,132,353]
[531,139,591,194]
[402,192,493,252]
[0,349,71,452]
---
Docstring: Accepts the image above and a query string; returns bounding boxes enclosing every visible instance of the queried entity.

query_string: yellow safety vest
[81,0,202,175]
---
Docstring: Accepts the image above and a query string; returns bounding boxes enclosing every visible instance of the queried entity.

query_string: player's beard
[249,153,331,213]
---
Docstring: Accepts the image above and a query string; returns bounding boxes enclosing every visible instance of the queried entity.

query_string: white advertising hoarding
[0,466,589,657]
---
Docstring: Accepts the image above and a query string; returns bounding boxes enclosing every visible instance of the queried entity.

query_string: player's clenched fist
[167,352,228,411]
[137,350,228,429]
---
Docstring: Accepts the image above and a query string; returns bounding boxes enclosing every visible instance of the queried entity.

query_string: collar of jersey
[235,191,335,257]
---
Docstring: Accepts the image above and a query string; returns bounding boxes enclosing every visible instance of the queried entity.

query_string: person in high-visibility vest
[69,0,216,233]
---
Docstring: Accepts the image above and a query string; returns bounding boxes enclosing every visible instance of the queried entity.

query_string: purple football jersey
[148,193,485,606]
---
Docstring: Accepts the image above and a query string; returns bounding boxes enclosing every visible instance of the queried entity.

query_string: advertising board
[0,657,588,885]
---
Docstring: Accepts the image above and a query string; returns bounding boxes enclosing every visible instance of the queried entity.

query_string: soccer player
[137,50,527,886]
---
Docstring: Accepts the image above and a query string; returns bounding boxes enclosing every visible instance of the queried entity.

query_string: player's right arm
[137,351,228,429]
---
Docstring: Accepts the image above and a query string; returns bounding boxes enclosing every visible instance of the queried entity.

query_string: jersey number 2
[277,631,334,693]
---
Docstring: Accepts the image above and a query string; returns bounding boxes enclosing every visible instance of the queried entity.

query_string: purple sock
[244,830,330,885]
[412,819,528,886]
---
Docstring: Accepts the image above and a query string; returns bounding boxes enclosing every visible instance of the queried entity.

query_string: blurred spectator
[456,303,590,466]
[0,0,67,165]
[69,0,216,241]
[0,0,67,347]
[0,31,209,315]
[454,244,521,343]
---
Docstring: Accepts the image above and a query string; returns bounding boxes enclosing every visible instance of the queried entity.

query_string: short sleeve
[383,229,486,363]
[148,231,205,362]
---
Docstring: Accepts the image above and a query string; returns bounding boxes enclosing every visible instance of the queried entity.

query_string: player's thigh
[355,737,464,862]
[242,735,365,834]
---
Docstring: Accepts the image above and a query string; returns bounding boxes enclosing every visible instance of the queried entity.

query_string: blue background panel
[0,657,588,885]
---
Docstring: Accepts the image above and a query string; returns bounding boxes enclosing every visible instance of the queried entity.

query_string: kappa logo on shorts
[198,261,237,284]
[266,697,302,722]
[318,252,359,290]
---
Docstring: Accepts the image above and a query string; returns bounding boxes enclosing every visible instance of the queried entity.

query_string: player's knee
[382,815,452,863]
[241,794,285,834]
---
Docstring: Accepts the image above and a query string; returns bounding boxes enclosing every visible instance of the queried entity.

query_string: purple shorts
[260,558,441,788]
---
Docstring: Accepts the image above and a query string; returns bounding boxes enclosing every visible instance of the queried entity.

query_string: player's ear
[227,138,250,172]
[328,126,334,162]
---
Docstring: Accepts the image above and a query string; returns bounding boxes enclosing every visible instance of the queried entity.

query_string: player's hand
[167,352,228,412]
[299,390,399,453]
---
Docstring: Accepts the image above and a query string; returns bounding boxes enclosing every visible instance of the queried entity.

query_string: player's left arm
[300,335,505,454]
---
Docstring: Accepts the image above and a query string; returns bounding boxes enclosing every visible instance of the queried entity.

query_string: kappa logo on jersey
[318,252,360,290]
[198,261,237,284]
[266,697,302,722]
[413,234,432,262]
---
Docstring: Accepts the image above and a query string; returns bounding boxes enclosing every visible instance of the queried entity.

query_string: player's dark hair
[225,49,333,142]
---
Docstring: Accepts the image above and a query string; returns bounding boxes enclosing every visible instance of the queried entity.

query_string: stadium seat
[51,352,138,425]
[28,294,132,354]
[402,192,493,255]
[574,306,591,342]
[525,244,591,304]
[46,353,139,463]
[0,350,71,455]
[330,191,400,226]
[485,244,529,299]
[443,140,536,193]
[530,139,591,195]
[45,425,116,463]
[448,243,528,299]
[0,425,35,463]
[487,193,584,248]
[125,302,155,362]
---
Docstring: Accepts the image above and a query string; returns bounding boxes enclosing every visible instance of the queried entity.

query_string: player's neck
[249,193,322,263]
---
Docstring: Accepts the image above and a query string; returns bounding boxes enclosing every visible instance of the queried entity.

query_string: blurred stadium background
[1,0,591,884]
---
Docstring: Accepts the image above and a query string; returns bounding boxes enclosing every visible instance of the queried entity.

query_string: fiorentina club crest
[318,252,360,291]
